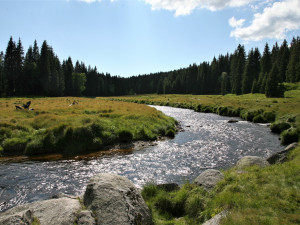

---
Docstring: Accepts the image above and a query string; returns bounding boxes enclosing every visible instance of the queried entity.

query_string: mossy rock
[270,122,291,134]
[280,128,299,145]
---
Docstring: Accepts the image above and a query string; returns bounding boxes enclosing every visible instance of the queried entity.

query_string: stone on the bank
[267,142,298,164]
[194,169,224,190]
[77,210,96,225]
[83,173,153,225]
[236,156,269,170]
[203,210,228,225]
[0,197,81,225]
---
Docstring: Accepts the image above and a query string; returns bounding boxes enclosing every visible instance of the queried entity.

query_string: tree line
[0,36,300,98]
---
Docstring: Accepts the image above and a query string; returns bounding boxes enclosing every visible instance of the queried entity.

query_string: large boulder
[267,142,298,164]
[0,197,81,225]
[194,169,224,190]
[83,173,153,225]
[236,156,269,170]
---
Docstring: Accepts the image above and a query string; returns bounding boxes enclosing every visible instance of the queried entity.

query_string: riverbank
[0,97,176,156]
[108,82,300,145]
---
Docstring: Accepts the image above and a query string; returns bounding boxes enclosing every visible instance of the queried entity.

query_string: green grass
[0,97,176,156]
[142,145,300,225]
[109,82,300,145]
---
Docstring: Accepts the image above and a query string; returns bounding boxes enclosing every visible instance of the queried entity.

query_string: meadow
[0,97,176,156]
[109,82,300,145]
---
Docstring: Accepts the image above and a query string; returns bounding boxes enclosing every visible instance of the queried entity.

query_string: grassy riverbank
[109,82,300,145]
[0,97,176,156]
[109,82,300,224]
[141,145,300,225]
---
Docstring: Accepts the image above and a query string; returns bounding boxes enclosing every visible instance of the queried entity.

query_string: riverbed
[0,105,283,212]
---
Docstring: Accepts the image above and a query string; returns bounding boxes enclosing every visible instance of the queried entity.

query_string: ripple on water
[0,105,283,212]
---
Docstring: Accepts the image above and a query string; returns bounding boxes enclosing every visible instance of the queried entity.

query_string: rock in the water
[157,183,180,192]
[267,142,298,164]
[194,169,224,190]
[77,210,96,225]
[0,197,81,225]
[228,119,239,123]
[84,173,153,225]
[203,210,228,225]
[236,156,269,170]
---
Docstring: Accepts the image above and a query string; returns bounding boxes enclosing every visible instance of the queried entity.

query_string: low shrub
[280,128,299,145]
[166,129,175,138]
[263,111,276,122]
[270,122,291,134]
[117,129,133,142]
[3,137,28,155]
[253,115,267,123]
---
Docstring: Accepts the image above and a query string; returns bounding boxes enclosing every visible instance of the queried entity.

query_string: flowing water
[0,105,283,212]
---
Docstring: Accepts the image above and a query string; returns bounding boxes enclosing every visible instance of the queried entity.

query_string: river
[0,105,283,212]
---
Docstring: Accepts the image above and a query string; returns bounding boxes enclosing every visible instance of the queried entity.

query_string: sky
[1,0,300,77]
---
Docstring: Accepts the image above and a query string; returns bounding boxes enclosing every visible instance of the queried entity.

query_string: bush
[270,122,291,134]
[166,129,176,138]
[117,129,133,142]
[142,183,158,201]
[263,111,276,122]
[253,115,267,123]
[280,128,299,145]
[3,137,28,155]
[185,195,205,218]
[25,137,44,155]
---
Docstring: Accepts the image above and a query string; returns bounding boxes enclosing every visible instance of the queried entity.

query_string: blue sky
[1,0,300,77]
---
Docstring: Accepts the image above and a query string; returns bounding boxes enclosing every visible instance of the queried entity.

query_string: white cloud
[78,0,101,3]
[229,17,245,28]
[230,0,300,41]
[143,0,255,16]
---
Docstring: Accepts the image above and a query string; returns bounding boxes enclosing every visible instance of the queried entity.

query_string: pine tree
[0,51,5,96]
[265,64,284,97]
[258,43,272,93]
[15,38,25,95]
[278,40,290,82]
[4,37,17,96]
[39,40,51,95]
[63,57,73,96]
[220,72,229,95]
[286,37,300,82]
[231,44,246,95]
[242,48,261,94]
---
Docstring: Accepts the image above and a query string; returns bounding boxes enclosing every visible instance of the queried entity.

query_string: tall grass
[0,97,176,156]
[109,82,300,145]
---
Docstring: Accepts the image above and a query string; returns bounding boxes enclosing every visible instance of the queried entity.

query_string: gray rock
[236,156,269,170]
[77,210,96,225]
[228,119,239,123]
[84,173,153,225]
[203,210,228,225]
[194,169,224,190]
[267,142,298,164]
[0,197,81,225]
[0,209,34,225]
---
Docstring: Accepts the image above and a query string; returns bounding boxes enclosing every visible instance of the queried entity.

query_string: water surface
[0,106,283,212]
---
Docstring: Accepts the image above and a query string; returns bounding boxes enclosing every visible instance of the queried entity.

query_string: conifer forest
[0,36,300,98]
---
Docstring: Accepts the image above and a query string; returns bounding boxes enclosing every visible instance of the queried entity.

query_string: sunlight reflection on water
[0,105,283,212]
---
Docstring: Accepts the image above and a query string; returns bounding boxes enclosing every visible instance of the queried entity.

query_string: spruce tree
[39,40,51,95]
[231,44,246,95]
[242,48,261,94]
[220,72,229,95]
[15,38,25,95]
[258,43,272,93]
[265,64,284,97]
[4,37,17,96]
[63,57,73,96]
[0,51,5,96]
[286,37,300,82]
[278,40,290,82]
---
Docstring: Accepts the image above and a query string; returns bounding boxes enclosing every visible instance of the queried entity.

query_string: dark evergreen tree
[286,37,300,82]
[220,72,229,95]
[231,44,246,95]
[258,43,272,93]
[62,57,74,96]
[4,37,17,96]
[0,51,5,96]
[251,79,259,93]
[277,39,290,82]
[265,64,284,97]
[242,48,261,94]
[39,40,51,95]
